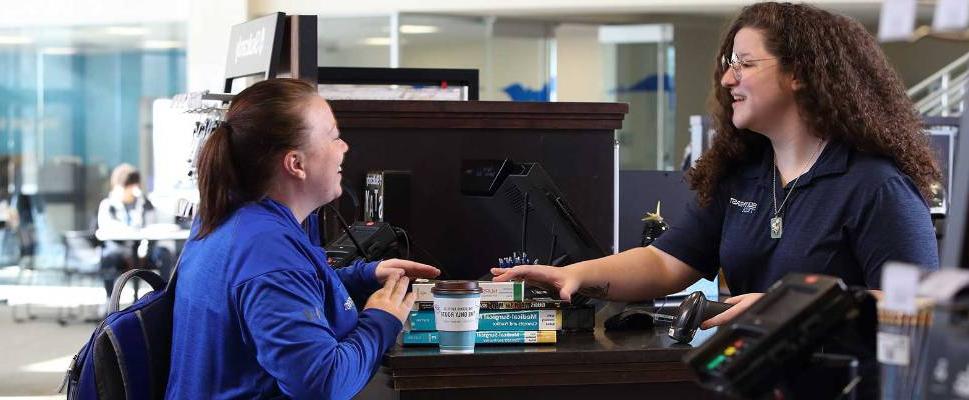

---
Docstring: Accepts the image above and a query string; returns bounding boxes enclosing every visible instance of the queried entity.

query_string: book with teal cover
[407,309,562,331]
[407,306,596,332]
[401,330,557,346]
[414,299,568,311]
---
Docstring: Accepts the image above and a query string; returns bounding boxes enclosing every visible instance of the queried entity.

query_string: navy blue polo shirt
[653,140,939,294]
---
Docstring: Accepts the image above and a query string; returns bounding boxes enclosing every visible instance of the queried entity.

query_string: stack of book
[401,281,595,346]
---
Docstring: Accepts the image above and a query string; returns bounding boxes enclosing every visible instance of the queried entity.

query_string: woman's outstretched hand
[375,259,440,283]
[490,265,583,302]
[700,293,764,329]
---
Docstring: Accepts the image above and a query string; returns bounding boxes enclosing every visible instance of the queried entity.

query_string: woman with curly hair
[492,2,939,324]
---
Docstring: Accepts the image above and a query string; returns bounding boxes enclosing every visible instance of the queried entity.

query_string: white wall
[187,0,248,92]
[554,24,605,102]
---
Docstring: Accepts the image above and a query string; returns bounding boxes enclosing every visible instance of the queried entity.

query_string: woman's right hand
[490,265,582,302]
[364,272,415,323]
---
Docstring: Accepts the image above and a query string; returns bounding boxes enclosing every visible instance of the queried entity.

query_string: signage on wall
[224,12,286,90]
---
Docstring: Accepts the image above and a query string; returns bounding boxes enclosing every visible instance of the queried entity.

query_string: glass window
[318,16,392,67]
[600,24,676,171]
[400,15,554,101]
[0,23,185,269]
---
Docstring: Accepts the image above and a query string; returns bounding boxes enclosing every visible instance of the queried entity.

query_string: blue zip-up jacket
[166,198,401,399]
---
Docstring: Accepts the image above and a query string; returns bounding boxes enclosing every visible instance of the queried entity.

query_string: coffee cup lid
[431,280,482,295]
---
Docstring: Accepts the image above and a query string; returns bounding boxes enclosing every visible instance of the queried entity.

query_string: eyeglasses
[721,54,778,82]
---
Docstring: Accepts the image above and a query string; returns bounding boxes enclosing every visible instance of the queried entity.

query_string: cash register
[685,273,877,399]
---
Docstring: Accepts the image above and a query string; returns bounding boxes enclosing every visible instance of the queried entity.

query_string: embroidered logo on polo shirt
[729,197,758,213]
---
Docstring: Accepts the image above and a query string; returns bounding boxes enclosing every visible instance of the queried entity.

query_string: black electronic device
[324,221,404,268]
[460,159,514,196]
[602,291,731,342]
[461,160,606,268]
[603,305,656,331]
[684,273,875,399]
[364,170,412,231]
[924,117,957,215]
[669,291,732,343]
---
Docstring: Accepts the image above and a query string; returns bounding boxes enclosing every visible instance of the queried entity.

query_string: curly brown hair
[687,2,940,207]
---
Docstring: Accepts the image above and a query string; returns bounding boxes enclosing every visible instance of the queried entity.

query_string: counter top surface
[386,326,715,369]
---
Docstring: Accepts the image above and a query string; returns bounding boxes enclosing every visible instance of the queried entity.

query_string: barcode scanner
[668,291,733,343]
[605,291,733,341]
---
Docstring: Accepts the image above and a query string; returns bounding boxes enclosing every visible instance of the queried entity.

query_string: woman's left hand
[375,259,441,283]
[700,293,764,329]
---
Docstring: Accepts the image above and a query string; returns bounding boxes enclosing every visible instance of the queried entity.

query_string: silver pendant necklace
[771,140,824,239]
[770,214,784,239]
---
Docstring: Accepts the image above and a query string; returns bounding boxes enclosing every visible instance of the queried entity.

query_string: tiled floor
[0,304,94,396]
[0,265,152,397]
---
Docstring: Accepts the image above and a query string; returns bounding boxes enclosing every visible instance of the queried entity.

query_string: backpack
[63,267,178,399]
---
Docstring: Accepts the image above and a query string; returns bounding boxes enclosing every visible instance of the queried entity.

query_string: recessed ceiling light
[399,25,439,34]
[0,36,33,45]
[105,26,147,36]
[42,47,77,55]
[143,40,182,49]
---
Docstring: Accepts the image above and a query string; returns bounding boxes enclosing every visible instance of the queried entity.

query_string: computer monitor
[925,117,958,215]
[940,106,969,269]
[461,160,607,268]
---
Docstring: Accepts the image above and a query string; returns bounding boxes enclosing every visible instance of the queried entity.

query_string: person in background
[166,78,440,399]
[97,163,173,295]
[7,193,41,269]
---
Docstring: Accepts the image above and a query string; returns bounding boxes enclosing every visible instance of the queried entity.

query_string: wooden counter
[356,326,721,400]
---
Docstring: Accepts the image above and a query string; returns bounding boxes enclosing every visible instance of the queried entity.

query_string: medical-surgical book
[401,330,557,346]
[406,308,594,332]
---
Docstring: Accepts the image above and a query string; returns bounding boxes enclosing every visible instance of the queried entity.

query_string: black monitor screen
[461,160,606,270]
[925,117,958,215]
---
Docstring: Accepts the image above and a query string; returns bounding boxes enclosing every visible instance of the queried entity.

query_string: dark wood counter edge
[387,362,694,390]
[385,329,696,368]
[330,100,629,114]
[385,345,690,369]
[380,329,703,391]
[330,100,629,130]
